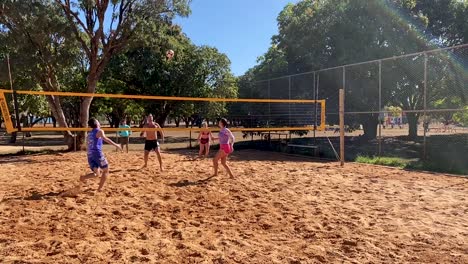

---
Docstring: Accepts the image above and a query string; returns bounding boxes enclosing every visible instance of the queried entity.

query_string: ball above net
[166,49,174,60]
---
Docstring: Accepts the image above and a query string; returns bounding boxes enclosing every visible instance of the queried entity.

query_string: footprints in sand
[0,151,467,263]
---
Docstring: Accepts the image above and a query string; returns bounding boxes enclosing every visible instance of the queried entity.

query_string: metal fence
[231,74,322,130]
[247,44,468,174]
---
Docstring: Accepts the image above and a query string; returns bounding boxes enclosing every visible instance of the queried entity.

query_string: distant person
[212,118,235,178]
[197,122,214,158]
[443,120,450,132]
[118,119,131,153]
[423,121,429,133]
[80,118,122,192]
[140,114,164,171]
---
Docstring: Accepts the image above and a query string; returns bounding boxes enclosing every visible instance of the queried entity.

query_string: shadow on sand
[168,175,216,188]
[1,186,82,202]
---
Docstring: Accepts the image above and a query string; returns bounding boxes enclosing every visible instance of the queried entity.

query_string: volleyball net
[0,89,325,133]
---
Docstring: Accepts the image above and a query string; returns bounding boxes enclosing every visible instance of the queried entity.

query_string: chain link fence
[244,44,468,174]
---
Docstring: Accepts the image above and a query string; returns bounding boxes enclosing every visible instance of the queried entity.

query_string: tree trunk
[155,113,168,128]
[22,114,31,137]
[361,114,379,140]
[407,113,419,140]
[51,116,57,127]
[9,115,17,143]
[105,114,113,128]
[9,132,17,144]
[73,70,102,150]
[44,95,74,150]
[76,96,93,150]
[175,118,180,127]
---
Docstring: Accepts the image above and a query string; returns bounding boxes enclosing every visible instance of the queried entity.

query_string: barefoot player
[141,114,164,171]
[212,118,235,178]
[80,118,122,191]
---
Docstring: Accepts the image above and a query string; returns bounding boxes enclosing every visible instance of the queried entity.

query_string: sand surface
[0,150,467,263]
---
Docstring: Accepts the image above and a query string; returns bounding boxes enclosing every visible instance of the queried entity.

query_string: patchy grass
[355,155,467,176]
[355,156,410,168]
[406,162,467,176]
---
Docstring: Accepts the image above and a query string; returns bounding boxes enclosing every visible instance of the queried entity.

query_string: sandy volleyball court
[0,150,466,263]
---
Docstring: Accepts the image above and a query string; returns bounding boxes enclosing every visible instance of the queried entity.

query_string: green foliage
[241,0,468,139]
[356,156,410,168]
[99,35,237,126]
[356,155,467,175]
[453,107,468,126]
[385,106,403,117]
[1,0,192,140]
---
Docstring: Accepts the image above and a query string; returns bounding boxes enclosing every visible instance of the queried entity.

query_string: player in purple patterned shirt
[80,118,122,191]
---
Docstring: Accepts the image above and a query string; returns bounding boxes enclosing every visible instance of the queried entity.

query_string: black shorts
[118,137,129,145]
[144,140,159,151]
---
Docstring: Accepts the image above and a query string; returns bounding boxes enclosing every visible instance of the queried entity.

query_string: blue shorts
[88,152,108,171]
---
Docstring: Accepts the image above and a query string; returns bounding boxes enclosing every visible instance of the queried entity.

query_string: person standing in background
[118,119,132,153]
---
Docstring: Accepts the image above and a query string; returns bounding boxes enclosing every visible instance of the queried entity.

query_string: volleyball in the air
[166,49,174,60]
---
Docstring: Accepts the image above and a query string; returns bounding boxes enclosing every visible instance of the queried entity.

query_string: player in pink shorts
[212,118,235,178]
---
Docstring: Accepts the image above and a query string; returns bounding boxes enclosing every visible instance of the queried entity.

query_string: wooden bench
[260,132,289,141]
[287,144,319,156]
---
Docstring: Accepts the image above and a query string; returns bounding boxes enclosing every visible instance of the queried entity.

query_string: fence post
[378,60,382,156]
[423,52,428,160]
[7,54,22,132]
[315,73,320,145]
[313,72,317,143]
[268,80,271,126]
[339,88,345,166]
[288,76,291,126]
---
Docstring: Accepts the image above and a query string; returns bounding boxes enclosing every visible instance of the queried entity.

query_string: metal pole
[423,52,428,160]
[313,72,317,144]
[343,66,346,96]
[268,80,271,126]
[7,54,13,92]
[315,74,320,142]
[339,89,345,166]
[378,60,382,156]
[7,54,21,131]
[341,67,346,166]
[288,76,291,127]
[189,120,193,149]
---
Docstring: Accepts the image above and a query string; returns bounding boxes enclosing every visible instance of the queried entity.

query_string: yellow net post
[0,91,16,133]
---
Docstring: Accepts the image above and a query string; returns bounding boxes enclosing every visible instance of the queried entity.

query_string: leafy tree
[0,0,81,146]
[453,107,468,126]
[244,0,467,140]
[52,0,191,146]
[102,34,237,128]
[1,0,191,148]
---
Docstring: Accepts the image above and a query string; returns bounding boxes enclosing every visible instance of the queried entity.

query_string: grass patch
[406,162,467,176]
[355,155,467,175]
[355,156,410,168]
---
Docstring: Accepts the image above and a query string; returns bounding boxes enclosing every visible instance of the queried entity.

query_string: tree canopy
[0,0,238,148]
[239,0,468,139]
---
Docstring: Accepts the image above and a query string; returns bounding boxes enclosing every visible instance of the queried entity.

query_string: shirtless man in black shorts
[140,114,164,171]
